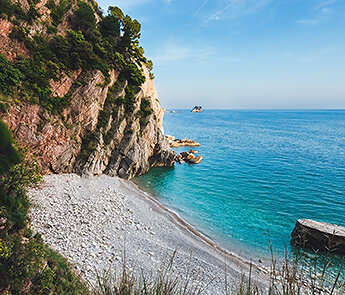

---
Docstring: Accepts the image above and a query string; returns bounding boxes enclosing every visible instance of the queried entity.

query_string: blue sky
[96,0,345,109]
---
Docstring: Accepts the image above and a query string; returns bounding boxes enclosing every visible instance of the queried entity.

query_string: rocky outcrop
[291,219,345,254]
[3,66,175,179]
[1,0,175,179]
[175,150,203,165]
[0,19,30,62]
[166,136,201,148]
[74,66,175,179]
[191,106,202,113]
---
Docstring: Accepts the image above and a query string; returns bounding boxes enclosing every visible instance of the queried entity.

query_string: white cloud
[321,7,335,14]
[296,0,336,27]
[152,40,216,64]
[296,19,319,26]
[282,52,293,57]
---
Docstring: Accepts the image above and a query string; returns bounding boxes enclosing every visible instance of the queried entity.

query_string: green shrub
[46,0,72,26]
[0,102,7,113]
[9,25,28,41]
[124,63,145,86]
[47,25,58,34]
[0,123,89,294]
[0,54,23,95]
[72,1,96,33]
[136,98,153,126]
[99,15,120,38]
[0,121,21,175]
[97,109,109,129]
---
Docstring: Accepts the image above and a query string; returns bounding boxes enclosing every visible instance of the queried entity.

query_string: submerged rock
[291,219,345,254]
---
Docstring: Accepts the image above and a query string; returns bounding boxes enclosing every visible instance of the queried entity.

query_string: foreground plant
[92,250,206,295]
[0,121,89,294]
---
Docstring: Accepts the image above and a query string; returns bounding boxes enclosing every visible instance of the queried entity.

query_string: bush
[99,15,120,38]
[136,98,153,126]
[97,109,109,129]
[0,122,89,294]
[0,121,21,175]
[72,1,96,33]
[0,54,24,95]
[124,63,145,86]
[46,0,72,26]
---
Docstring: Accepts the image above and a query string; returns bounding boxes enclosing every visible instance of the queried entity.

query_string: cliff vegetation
[0,121,90,294]
[0,0,175,179]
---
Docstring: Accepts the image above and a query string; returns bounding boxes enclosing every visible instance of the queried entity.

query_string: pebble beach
[28,174,269,293]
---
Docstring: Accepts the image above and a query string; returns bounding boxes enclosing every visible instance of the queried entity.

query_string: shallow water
[134,110,345,267]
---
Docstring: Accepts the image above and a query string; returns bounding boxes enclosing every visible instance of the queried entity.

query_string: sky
[96,0,345,109]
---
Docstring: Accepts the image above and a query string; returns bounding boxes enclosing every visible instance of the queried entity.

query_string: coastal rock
[165,135,175,142]
[170,138,201,148]
[189,149,198,154]
[191,106,202,113]
[186,153,195,160]
[2,50,174,179]
[1,0,175,179]
[188,155,203,164]
[176,152,203,164]
[291,219,345,254]
[180,152,189,158]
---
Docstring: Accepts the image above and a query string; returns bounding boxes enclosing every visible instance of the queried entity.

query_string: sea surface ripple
[134,110,345,264]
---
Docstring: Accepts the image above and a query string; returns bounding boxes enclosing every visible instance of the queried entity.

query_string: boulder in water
[188,155,203,164]
[291,219,345,254]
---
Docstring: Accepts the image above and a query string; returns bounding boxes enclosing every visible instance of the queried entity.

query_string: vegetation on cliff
[0,0,152,115]
[0,0,173,178]
[0,121,90,294]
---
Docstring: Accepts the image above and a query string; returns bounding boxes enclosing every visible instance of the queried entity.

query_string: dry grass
[90,245,344,295]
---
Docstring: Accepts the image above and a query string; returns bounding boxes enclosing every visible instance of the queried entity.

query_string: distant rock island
[192,106,202,112]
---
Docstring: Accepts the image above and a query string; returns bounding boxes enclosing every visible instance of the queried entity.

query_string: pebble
[27,174,267,293]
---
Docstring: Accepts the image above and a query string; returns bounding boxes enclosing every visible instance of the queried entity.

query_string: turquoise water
[134,110,345,263]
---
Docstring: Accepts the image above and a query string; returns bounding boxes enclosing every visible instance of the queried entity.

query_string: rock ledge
[291,219,345,254]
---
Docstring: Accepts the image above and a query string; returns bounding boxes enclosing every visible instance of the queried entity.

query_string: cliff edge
[0,0,175,179]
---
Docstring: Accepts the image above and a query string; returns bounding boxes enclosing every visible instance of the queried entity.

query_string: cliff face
[3,66,175,179]
[75,67,175,179]
[0,0,175,179]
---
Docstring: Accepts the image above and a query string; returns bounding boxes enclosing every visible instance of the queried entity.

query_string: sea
[134,110,345,276]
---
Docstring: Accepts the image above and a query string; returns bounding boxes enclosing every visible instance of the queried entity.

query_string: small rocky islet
[165,135,203,164]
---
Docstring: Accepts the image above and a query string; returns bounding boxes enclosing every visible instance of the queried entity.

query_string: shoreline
[28,173,270,293]
[132,177,274,265]
[129,178,269,270]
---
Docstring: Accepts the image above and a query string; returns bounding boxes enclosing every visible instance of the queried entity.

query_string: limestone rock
[170,138,201,148]
[191,106,202,113]
[188,155,203,164]
[2,65,174,179]
[186,153,195,160]
[1,1,175,180]
[291,219,345,254]
[176,152,203,165]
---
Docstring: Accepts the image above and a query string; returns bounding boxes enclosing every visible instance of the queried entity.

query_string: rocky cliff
[0,0,175,179]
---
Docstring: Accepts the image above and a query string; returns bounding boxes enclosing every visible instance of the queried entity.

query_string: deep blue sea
[134,110,345,267]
